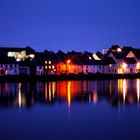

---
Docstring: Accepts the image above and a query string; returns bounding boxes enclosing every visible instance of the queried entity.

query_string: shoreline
[0,73,140,82]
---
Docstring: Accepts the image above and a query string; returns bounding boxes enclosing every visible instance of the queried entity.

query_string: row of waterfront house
[0,45,140,75]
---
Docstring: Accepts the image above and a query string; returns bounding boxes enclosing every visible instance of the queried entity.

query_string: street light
[117,48,122,52]
[67,60,71,64]
[66,59,71,74]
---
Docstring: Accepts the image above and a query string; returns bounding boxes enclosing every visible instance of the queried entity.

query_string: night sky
[0,0,140,52]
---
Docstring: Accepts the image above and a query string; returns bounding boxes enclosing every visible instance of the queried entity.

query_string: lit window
[49,66,51,69]
[137,62,140,69]
[45,61,47,64]
[45,66,48,69]
[52,65,55,69]
[49,61,51,64]
[18,53,21,58]
[92,54,101,60]
[8,52,13,57]
[122,62,127,69]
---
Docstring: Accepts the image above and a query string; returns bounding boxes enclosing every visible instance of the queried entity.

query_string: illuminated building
[137,62,140,72]
[0,57,19,75]
[92,53,101,60]
[56,59,100,74]
[35,51,60,75]
[0,46,35,61]
[0,45,140,75]
[98,57,117,74]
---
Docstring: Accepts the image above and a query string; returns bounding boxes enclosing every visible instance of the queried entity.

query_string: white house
[98,57,117,74]
[0,57,19,75]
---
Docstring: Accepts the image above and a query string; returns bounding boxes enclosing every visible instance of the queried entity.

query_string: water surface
[0,79,140,140]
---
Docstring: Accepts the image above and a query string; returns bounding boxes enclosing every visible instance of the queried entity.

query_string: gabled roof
[129,50,140,59]
[126,51,136,58]
[56,50,66,60]
[96,51,103,59]
[35,51,61,63]
[109,51,128,59]
[93,53,102,60]
[100,57,116,65]
[124,58,137,64]
[67,51,83,56]
[25,46,35,54]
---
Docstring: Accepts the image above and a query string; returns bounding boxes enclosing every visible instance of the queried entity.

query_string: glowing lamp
[67,60,71,64]
[16,58,21,62]
[89,56,92,60]
[117,48,122,52]
[29,54,35,59]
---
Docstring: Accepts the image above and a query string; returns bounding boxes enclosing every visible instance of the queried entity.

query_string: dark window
[10,64,12,68]
[1,70,5,74]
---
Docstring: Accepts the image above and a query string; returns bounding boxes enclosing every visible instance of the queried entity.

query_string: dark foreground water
[0,79,140,140]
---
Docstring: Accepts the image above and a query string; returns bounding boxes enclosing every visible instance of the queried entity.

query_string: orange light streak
[67,81,71,108]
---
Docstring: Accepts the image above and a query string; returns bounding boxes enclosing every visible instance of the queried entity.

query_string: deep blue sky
[0,0,140,52]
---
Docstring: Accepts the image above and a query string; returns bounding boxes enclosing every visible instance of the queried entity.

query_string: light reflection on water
[0,79,140,140]
[0,79,139,108]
